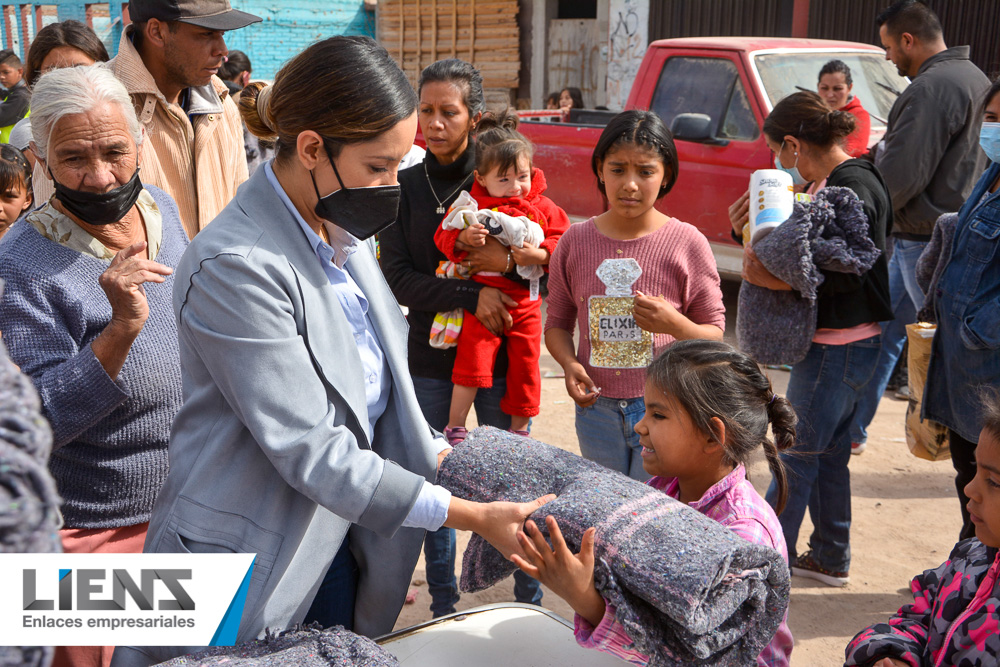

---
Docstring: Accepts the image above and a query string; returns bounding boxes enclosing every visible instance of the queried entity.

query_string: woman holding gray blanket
[737,91,892,588]
[111,37,552,667]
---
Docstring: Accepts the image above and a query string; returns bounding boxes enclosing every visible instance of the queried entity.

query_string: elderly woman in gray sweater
[0,65,186,667]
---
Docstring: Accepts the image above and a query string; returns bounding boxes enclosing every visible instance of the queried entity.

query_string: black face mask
[310,143,400,241]
[50,168,143,226]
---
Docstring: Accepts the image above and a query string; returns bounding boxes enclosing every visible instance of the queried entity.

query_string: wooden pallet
[377,0,520,101]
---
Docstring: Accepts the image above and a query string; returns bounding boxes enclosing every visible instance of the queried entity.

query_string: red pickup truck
[516,37,909,278]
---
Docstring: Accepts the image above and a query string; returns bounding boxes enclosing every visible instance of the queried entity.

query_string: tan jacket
[109,29,248,238]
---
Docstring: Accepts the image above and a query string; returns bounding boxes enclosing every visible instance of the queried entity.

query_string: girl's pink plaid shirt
[574,464,794,666]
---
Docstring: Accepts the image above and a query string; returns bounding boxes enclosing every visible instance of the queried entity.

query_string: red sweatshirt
[433,167,570,265]
[841,96,872,158]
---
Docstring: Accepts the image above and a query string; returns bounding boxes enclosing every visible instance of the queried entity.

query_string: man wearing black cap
[109,0,261,238]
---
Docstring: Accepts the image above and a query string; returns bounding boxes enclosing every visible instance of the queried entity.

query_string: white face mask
[981,121,1000,164]
[774,142,806,186]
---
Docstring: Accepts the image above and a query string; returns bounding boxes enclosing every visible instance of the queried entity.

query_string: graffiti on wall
[548,19,601,107]
[607,0,648,110]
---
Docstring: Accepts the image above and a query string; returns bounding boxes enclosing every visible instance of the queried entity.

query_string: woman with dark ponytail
[113,38,555,666]
[513,339,795,666]
[739,91,892,589]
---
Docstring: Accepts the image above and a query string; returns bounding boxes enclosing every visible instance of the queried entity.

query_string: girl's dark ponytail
[647,340,799,517]
[764,394,797,515]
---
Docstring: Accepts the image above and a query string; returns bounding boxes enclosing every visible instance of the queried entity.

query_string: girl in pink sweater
[514,340,795,666]
[544,109,726,480]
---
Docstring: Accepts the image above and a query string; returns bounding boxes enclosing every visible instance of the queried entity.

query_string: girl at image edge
[845,390,1000,667]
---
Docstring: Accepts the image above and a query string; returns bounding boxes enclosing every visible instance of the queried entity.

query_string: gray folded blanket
[155,625,399,666]
[736,186,880,365]
[437,427,790,667]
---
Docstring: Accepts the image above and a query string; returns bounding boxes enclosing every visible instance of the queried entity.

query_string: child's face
[965,428,1000,548]
[598,144,668,219]
[634,381,710,478]
[0,181,31,237]
[0,63,23,89]
[476,156,532,199]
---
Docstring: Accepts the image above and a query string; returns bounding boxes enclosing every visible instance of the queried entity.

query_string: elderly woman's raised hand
[92,241,173,380]
[101,241,174,329]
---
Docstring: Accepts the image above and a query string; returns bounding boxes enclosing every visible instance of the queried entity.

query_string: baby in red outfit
[433,110,569,441]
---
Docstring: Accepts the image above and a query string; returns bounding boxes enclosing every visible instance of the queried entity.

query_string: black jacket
[0,80,29,128]
[875,46,991,239]
[816,159,894,329]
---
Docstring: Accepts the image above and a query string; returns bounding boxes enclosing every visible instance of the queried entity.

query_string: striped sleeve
[722,516,775,552]
[574,604,649,665]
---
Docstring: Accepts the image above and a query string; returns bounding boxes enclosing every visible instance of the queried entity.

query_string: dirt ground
[394,282,963,665]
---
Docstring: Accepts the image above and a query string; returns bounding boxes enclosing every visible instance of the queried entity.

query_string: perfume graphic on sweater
[588,258,652,368]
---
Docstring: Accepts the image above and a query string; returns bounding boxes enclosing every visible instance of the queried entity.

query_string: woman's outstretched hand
[446,494,557,561]
[512,516,606,626]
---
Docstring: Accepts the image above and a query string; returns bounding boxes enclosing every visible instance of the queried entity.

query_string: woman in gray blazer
[111,36,552,667]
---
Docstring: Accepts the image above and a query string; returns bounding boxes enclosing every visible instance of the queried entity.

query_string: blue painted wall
[7,1,374,80]
[227,1,376,80]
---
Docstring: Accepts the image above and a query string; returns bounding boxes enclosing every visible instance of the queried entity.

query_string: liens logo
[2,553,254,646]
[23,569,195,611]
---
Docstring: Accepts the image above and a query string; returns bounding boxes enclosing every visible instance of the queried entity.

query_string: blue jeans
[303,535,358,630]
[849,238,927,445]
[767,336,881,573]
[575,396,650,482]
[411,375,542,615]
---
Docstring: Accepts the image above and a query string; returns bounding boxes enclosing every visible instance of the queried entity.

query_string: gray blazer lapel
[346,240,410,389]
[235,170,369,436]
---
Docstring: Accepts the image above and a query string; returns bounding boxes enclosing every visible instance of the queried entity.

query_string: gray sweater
[875,46,991,239]
[0,187,186,529]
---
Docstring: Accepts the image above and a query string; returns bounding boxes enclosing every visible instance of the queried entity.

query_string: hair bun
[827,106,856,141]
[238,81,279,141]
[477,107,520,134]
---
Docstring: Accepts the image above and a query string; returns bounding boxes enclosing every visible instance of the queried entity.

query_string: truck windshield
[752,51,908,133]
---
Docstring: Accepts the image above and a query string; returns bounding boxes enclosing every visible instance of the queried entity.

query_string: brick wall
[0,1,373,79]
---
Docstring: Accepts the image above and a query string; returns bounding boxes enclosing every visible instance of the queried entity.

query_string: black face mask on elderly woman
[50,167,144,226]
[309,140,401,241]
